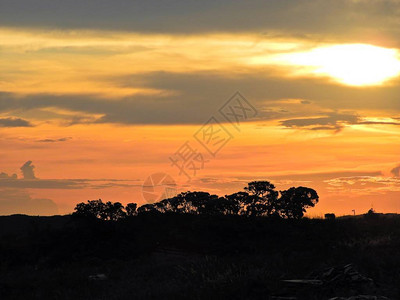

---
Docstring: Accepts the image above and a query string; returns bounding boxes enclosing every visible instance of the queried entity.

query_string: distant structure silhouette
[20,161,36,179]
[325,213,336,220]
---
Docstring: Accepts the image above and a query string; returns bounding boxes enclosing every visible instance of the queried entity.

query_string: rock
[320,264,373,285]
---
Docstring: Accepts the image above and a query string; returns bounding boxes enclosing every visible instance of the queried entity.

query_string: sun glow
[280,44,400,86]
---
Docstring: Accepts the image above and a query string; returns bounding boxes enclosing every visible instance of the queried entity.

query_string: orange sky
[1,1,400,216]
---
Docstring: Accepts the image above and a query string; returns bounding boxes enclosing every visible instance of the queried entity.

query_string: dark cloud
[0,178,87,189]
[1,1,400,46]
[280,112,360,131]
[391,165,400,177]
[37,137,71,143]
[357,120,400,126]
[0,177,140,190]
[1,70,400,126]
[0,117,32,127]
[280,111,400,131]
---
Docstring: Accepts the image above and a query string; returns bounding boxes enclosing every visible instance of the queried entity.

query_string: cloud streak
[280,112,400,131]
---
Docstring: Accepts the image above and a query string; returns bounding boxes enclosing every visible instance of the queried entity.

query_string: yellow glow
[0,28,307,96]
[281,44,400,86]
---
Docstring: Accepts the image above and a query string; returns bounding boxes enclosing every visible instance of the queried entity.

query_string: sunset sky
[1,0,400,216]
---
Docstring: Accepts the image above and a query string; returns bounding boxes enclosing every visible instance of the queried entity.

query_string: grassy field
[0,213,399,299]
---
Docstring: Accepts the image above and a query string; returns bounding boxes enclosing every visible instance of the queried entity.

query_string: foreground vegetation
[0,211,399,299]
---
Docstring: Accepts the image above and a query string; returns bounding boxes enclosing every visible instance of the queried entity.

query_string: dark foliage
[278,186,319,219]
[73,199,126,221]
[74,181,319,221]
[125,203,137,217]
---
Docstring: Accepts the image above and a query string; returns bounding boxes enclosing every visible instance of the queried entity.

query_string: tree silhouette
[126,203,138,217]
[72,181,319,220]
[278,187,319,219]
[137,203,158,214]
[103,201,126,221]
[245,181,276,197]
[73,199,127,221]
[223,192,248,215]
[182,191,216,214]
[154,192,217,214]
[73,199,106,219]
[244,181,279,216]
[204,193,243,215]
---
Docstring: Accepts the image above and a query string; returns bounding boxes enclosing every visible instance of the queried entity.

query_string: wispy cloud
[325,175,400,194]
[0,161,141,190]
[37,137,71,143]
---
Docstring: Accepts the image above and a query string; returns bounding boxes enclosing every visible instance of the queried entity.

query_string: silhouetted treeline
[73,181,319,220]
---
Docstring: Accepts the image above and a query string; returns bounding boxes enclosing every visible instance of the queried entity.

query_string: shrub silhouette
[325,213,336,220]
